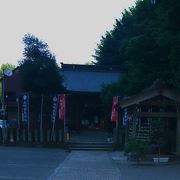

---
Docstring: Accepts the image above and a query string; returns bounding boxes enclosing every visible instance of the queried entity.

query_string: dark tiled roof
[61,64,124,93]
[61,63,124,73]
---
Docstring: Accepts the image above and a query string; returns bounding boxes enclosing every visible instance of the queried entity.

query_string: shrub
[124,138,149,160]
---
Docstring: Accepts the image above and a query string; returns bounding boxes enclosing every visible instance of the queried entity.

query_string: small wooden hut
[118,82,180,155]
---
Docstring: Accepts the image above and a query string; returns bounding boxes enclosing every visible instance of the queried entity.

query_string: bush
[124,139,149,160]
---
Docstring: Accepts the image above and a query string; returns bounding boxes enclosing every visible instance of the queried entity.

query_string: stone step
[69,142,113,151]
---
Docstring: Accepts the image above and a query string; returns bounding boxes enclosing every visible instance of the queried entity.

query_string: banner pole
[28,93,30,130]
[64,94,66,141]
[51,118,55,141]
[40,94,44,131]
[51,97,56,141]
[16,98,20,129]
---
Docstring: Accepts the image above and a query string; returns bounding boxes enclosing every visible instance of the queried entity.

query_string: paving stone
[47,151,124,180]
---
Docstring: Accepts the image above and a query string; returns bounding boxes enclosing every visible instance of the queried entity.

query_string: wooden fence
[0,128,64,145]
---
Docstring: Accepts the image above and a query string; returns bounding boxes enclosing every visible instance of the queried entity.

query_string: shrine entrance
[65,93,112,144]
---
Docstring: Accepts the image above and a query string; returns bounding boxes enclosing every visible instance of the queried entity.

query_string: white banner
[22,94,29,122]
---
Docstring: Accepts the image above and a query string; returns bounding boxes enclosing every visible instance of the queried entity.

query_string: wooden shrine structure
[118,82,180,155]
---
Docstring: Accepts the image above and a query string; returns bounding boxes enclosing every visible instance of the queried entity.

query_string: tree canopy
[94,0,180,121]
[0,63,16,102]
[94,0,180,96]
[0,63,16,78]
[19,34,64,94]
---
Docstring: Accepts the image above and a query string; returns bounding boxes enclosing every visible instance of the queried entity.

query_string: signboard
[111,96,118,122]
[58,94,65,120]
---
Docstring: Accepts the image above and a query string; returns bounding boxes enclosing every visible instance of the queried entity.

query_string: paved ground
[48,150,180,180]
[110,151,180,180]
[48,151,124,180]
[0,146,68,180]
[117,162,180,180]
[1,146,180,180]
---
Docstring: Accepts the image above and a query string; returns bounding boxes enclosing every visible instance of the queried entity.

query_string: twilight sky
[0,0,136,66]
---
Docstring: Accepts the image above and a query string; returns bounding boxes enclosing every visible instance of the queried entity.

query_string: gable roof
[60,63,124,72]
[119,84,180,108]
[61,63,124,93]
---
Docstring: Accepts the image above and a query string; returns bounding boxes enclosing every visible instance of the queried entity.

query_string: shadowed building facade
[60,63,123,132]
[1,64,123,131]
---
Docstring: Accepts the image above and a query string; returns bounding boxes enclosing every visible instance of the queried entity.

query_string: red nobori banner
[111,96,118,122]
[58,94,65,120]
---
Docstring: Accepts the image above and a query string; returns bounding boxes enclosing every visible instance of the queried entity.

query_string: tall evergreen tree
[94,0,180,95]
[94,0,180,120]
[19,34,64,94]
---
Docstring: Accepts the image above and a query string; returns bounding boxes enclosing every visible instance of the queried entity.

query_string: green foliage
[100,82,121,121]
[19,34,64,95]
[124,138,149,160]
[0,63,16,103]
[94,0,180,121]
[151,119,168,154]
[0,63,16,78]
[95,0,180,94]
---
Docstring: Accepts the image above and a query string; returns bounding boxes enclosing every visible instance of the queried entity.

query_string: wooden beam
[162,89,180,103]
[120,89,161,108]
[140,99,176,107]
[139,112,177,118]
[119,87,180,109]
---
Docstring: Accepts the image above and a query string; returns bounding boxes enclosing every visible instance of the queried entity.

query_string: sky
[0,0,136,66]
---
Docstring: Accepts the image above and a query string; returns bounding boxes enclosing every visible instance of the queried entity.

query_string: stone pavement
[110,151,180,180]
[47,151,124,180]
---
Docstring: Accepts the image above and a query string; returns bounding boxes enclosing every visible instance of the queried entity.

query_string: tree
[19,34,64,94]
[94,0,180,124]
[0,63,16,103]
[0,63,16,78]
[94,0,180,95]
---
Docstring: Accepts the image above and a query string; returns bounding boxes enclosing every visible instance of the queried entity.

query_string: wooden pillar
[47,130,50,143]
[131,106,137,138]
[53,130,56,142]
[35,129,38,143]
[116,108,120,145]
[112,105,122,148]
[176,104,180,156]
[28,129,32,142]
[125,119,129,143]
[16,129,20,142]
[40,130,44,143]
[58,130,62,142]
